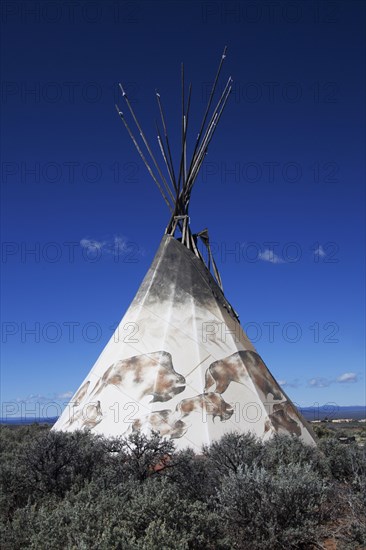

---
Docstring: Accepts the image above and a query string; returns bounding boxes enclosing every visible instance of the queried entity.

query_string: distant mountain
[299,405,366,421]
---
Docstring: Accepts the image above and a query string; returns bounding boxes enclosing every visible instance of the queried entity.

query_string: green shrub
[163,448,216,501]
[105,430,175,483]
[17,430,106,498]
[261,433,326,475]
[318,438,366,489]
[2,478,228,550]
[1,424,365,549]
[203,432,262,476]
[218,463,328,549]
[1,485,134,550]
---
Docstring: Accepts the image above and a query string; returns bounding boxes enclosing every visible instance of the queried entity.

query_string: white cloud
[336,372,358,384]
[80,235,142,258]
[113,235,128,254]
[313,245,326,258]
[308,377,332,388]
[57,391,73,399]
[16,393,48,403]
[307,372,359,388]
[279,379,300,388]
[14,391,73,405]
[80,238,106,252]
[258,249,285,264]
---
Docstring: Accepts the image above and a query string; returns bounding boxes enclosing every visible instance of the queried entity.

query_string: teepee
[53,49,316,450]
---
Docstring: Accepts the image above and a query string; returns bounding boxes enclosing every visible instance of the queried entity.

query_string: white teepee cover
[53,235,316,450]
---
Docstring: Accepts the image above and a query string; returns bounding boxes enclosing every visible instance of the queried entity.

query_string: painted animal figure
[91,351,186,403]
[176,392,234,422]
[265,401,302,436]
[132,409,187,439]
[72,380,90,406]
[205,350,283,400]
[66,400,103,430]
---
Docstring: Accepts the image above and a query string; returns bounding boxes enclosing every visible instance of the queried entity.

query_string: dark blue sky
[1,0,365,414]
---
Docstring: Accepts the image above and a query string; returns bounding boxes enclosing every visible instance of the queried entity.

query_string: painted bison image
[205,350,283,400]
[132,409,187,439]
[91,350,186,403]
[66,400,103,430]
[176,392,234,422]
[71,380,90,407]
[264,401,302,436]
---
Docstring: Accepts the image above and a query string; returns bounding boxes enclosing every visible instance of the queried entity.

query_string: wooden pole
[119,84,176,205]
[156,91,177,190]
[115,105,173,212]
[186,46,228,183]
